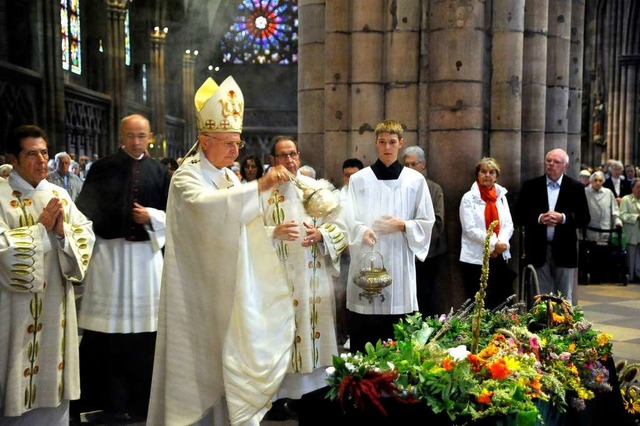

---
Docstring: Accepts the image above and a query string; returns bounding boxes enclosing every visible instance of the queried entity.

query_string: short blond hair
[475,157,501,177]
[375,120,404,138]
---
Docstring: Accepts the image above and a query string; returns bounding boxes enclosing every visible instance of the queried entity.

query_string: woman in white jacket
[459,157,515,309]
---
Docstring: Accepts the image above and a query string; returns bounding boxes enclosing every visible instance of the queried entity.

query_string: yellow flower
[552,313,565,323]
[504,356,521,372]
[568,342,576,353]
[597,332,612,346]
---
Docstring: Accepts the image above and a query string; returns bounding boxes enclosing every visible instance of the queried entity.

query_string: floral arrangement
[326,222,618,424]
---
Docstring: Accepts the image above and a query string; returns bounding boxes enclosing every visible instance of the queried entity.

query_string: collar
[8,172,49,191]
[546,174,564,187]
[371,159,403,180]
[198,151,237,189]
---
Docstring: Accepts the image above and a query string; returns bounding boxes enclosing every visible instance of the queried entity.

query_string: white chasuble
[261,176,346,395]
[148,152,293,426]
[0,175,94,417]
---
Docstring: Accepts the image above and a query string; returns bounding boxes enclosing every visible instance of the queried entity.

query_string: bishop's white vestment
[0,173,94,422]
[148,151,294,426]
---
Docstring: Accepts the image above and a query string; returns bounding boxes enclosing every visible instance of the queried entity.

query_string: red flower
[443,358,456,372]
[467,353,484,372]
[488,358,510,380]
[337,370,416,416]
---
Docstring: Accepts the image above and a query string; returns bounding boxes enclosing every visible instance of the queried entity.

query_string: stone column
[182,50,197,153]
[620,55,640,164]
[427,0,485,199]
[567,0,586,176]
[324,0,349,185]
[427,0,486,309]
[349,0,385,164]
[490,0,524,189]
[521,0,549,181]
[106,0,129,153]
[384,0,421,147]
[603,0,624,160]
[150,26,167,158]
[298,0,326,176]
[42,0,66,151]
[544,0,572,154]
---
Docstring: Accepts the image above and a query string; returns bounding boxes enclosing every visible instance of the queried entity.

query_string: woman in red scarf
[459,157,516,309]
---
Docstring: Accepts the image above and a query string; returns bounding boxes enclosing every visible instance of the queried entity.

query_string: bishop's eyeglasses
[201,133,245,149]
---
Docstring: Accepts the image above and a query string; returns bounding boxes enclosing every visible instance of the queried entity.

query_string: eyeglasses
[201,133,245,149]
[274,152,299,160]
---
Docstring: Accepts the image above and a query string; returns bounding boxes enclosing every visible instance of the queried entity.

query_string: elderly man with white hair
[47,151,83,201]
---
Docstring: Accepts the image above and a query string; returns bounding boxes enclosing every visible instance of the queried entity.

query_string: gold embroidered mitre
[195,76,244,133]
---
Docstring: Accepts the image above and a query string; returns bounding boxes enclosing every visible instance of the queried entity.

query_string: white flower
[447,345,471,361]
[387,361,395,370]
[340,353,349,360]
[325,366,336,376]
[345,362,356,372]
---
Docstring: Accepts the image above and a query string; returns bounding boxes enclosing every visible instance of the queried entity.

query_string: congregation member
[584,171,621,242]
[620,178,640,283]
[298,164,316,178]
[401,145,447,316]
[261,136,346,419]
[516,148,590,305]
[160,157,179,177]
[604,160,631,204]
[625,164,637,181]
[459,157,516,309]
[148,76,294,425]
[239,154,263,182]
[71,114,170,421]
[47,151,83,201]
[0,125,95,424]
[344,119,435,353]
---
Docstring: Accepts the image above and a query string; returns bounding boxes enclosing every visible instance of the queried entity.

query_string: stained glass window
[125,10,131,66]
[221,0,298,65]
[61,0,82,74]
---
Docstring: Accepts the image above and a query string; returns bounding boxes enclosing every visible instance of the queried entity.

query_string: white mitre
[194,76,244,133]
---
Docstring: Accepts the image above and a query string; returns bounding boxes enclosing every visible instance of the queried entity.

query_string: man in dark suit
[603,160,631,204]
[516,148,590,304]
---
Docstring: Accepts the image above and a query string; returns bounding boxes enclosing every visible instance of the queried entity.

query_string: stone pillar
[384,0,421,146]
[427,0,485,200]
[182,50,197,153]
[544,0,572,154]
[490,0,524,190]
[150,26,167,158]
[349,0,385,164]
[298,0,326,176]
[427,0,486,309]
[620,55,640,164]
[521,0,549,181]
[324,0,349,185]
[603,1,624,160]
[42,0,66,151]
[106,0,129,153]
[567,0,586,176]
